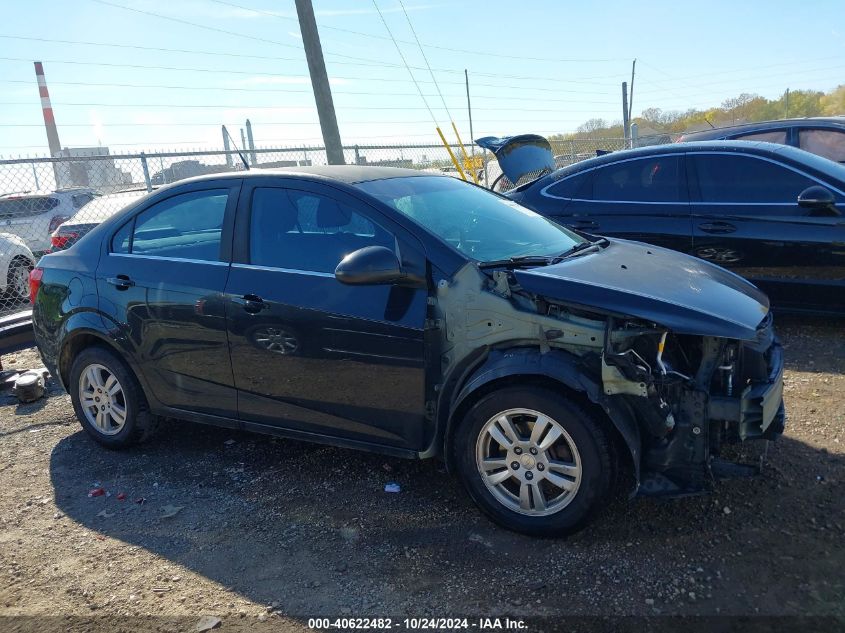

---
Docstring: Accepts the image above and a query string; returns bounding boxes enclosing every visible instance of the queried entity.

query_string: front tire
[454,386,613,536]
[69,346,158,448]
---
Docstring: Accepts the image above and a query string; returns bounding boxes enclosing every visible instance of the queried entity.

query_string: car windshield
[357,176,585,263]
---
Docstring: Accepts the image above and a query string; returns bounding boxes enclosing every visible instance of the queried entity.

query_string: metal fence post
[140,152,152,192]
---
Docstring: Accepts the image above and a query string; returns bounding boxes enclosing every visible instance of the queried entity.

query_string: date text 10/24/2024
[307,618,528,630]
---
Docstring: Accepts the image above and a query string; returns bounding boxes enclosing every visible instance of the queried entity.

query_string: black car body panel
[32,166,786,499]
[509,141,845,315]
[513,239,769,340]
[677,117,845,163]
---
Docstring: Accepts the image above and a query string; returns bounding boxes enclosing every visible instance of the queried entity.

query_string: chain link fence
[0,134,674,317]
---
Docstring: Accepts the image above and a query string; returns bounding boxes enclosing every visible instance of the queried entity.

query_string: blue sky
[1,0,843,156]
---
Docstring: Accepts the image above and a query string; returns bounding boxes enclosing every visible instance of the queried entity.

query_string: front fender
[443,347,642,487]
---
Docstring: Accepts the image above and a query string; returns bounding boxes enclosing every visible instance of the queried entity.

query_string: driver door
[225,178,430,450]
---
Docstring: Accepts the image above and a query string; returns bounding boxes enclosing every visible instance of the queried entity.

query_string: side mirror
[335,246,404,285]
[797,186,840,216]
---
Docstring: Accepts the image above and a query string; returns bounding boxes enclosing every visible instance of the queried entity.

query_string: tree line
[552,84,845,140]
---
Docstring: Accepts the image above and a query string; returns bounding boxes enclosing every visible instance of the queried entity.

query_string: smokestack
[222,125,233,168]
[245,119,257,165]
[34,61,62,157]
[240,128,248,165]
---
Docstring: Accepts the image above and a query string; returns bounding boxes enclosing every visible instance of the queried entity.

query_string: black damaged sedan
[31,166,784,536]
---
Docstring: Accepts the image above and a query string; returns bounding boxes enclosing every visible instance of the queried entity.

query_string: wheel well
[7,254,33,277]
[445,374,633,485]
[59,333,121,388]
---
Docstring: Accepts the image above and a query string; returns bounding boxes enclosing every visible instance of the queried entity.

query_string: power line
[0,100,617,112]
[0,118,618,128]
[0,79,619,103]
[0,56,618,94]
[0,34,621,85]
[205,0,627,64]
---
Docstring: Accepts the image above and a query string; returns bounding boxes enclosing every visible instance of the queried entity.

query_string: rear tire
[454,386,613,536]
[7,256,33,301]
[69,346,158,448]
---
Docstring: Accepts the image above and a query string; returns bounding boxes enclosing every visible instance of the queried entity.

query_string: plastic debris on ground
[88,487,106,498]
[384,483,401,493]
[160,504,184,518]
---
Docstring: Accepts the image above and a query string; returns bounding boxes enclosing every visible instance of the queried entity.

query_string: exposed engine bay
[435,254,785,497]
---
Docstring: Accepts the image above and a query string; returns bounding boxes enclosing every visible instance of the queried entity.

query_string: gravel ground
[0,316,843,632]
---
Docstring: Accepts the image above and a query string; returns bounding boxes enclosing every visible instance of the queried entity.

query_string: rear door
[688,151,845,313]
[96,180,242,418]
[225,178,429,450]
[539,154,692,252]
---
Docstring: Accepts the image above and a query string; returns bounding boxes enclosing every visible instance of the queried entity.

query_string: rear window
[799,129,845,162]
[115,189,228,261]
[0,197,59,218]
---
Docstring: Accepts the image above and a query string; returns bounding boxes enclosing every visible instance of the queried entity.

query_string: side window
[543,171,592,200]
[799,129,845,163]
[249,187,394,273]
[128,189,228,261]
[733,130,787,144]
[591,156,684,203]
[691,154,815,204]
[72,193,94,210]
[112,221,132,254]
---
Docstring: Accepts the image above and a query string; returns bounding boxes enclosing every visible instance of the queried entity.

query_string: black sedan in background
[677,117,845,163]
[508,140,845,315]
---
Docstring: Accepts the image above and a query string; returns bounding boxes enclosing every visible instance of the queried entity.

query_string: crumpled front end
[601,312,785,496]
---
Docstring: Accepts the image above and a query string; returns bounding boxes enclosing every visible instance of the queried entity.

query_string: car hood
[513,239,770,340]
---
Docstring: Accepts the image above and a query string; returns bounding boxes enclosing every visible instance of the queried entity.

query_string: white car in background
[0,233,36,301]
[0,188,97,254]
[49,189,148,252]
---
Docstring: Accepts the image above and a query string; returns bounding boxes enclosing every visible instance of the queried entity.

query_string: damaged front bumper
[709,342,785,442]
[635,319,786,497]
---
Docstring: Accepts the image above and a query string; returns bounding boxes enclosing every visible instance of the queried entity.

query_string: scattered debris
[723,506,732,515]
[160,504,184,519]
[384,482,400,493]
[96,510,115,518]
[13,368,49,403]
[134,497,146,505]
[224,439,236,446]
[116,492,126,501]
[194,615,221,632]
[88,487,106,498]
[339,526,360,543]
[468,533,492,548]
[151,586,172,593]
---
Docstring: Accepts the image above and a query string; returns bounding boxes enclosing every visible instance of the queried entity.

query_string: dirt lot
[0,316,843,632]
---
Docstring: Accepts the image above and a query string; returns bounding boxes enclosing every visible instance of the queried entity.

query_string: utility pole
[295,0,345,165]
[622,81,630,147]
[628,59,636,123]
[465,69,474,158]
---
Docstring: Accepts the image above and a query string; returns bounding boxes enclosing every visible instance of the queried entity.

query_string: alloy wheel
[475,408,582,516]
[78,363,128,435]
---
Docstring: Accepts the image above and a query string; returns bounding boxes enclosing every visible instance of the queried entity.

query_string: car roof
[523,139,845,191]
[166,165,442,189]
[0,187,93,200]
[679,117,845,140]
